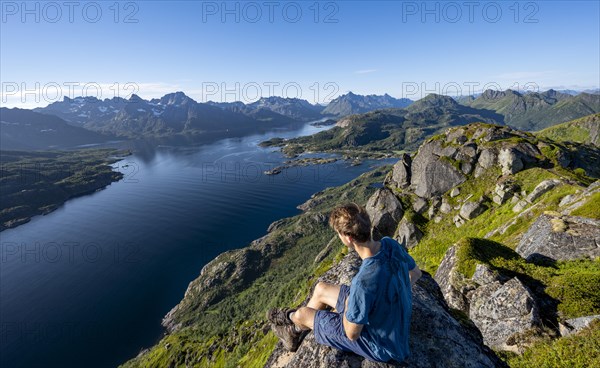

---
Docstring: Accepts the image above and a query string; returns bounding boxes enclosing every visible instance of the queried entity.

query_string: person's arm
[409,265,422,287]
[342,297,364,341]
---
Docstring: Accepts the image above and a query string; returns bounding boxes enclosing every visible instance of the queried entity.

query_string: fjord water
[0,121,394,368]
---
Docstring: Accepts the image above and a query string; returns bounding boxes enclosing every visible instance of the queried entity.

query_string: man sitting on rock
[267,203,422,363]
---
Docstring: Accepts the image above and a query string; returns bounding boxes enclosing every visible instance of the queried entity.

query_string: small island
[309,119,337,127]
[0,148,130,231]
[263,157,339,175]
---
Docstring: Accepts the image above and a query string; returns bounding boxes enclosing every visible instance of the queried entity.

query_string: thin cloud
[490,71,557,80]
[354,69,377,74]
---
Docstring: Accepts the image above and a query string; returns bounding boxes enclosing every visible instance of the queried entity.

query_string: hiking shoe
[266,307,296,326]
[270,321,308,352]
[267,308,308,352]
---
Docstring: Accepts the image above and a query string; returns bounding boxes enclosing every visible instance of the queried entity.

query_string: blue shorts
[313,285,388,362]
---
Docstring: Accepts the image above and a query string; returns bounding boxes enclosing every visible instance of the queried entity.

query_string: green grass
[237,333,279,368]
[536,113,600,145]
[454,238,520,278]
[500,320,600,368]
[570,192,600,219]
[545,265,600,318]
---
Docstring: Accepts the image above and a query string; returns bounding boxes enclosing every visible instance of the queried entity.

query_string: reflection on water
[0,120,395,368]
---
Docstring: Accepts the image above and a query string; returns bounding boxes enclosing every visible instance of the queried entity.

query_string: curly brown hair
[328,203,372,243]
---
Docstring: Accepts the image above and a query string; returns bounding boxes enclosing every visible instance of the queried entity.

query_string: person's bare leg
[290,282,341,331]
[291,306,317,330]
[306,282,341,310]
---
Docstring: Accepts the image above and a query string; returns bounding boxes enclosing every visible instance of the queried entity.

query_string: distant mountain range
[2,88,597,151]
[35,92,304,138]
[208,96,324,122]
[0,108,113,150]
[465,89,600,130]
[322,92,413,116]
[263,94,504,156]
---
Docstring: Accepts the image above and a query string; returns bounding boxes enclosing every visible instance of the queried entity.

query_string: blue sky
[1,0,599,107]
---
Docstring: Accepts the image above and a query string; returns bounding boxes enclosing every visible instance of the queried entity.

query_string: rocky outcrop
[512,179,563,213]
[476,148,497,170]
[493,181,517,205]
[498,142,541,176]
[411,197,428,214]
[435,245,539,350]
[469,278,540,349]
[394,218,423,249]
[459,199,488,220]
[388,153,412,189]
[516,213,600,261]
[498,148,524,175]
[410,140,466,198]
[433,246,473,313]
[265,251,506,368]
[559,180,600,215]
[559,315,600,337]
[471,124,515,142]
[526,179,561,203]
[472,263,508,285]
[366,188,404,240]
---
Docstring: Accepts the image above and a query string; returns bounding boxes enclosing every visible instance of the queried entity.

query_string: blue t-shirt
[345,236,417,362]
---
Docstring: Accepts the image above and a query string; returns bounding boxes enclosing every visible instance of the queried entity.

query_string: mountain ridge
[0,107,115,150]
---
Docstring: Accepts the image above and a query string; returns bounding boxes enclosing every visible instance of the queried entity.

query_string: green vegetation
[500,320,600,368]
[0,149,128,231]
[536,113,599,146]
[454,238,520,278]
[570,192,600,219]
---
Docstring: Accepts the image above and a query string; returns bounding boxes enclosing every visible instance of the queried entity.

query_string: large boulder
[516,213,600,261]
[460,199,488,220]
[435,245,539,350]
[525,179,561,203]
[411,197,428,214]
[493,181,517,205]
[394,218,424,249]
[265,251,506,368]
[410,140,466,199]
[498,143,541,176]
[469,278,540,349]
[455,144,478,175]
[366,189,404,240]
[434,247,507,315]
[473,148,498,178]
[389,153,412,189]
[498,148,524,175]
[434,246,473,313]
